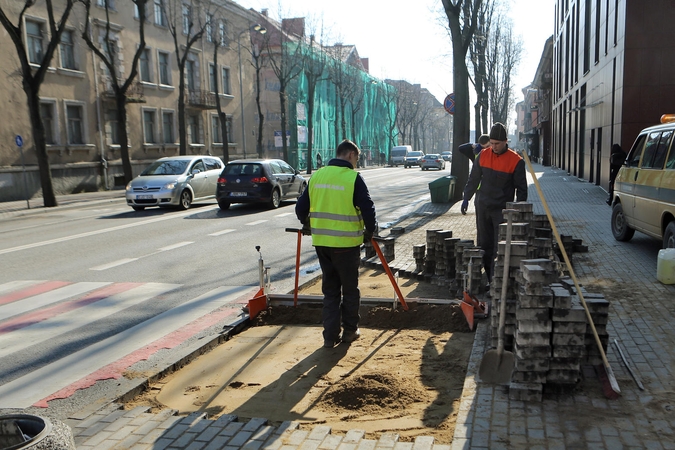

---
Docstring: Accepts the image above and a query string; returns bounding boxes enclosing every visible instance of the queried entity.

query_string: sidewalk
[9,163,675,449]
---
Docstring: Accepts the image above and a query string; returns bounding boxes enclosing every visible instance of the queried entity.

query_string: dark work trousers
[476,206,505,282]
[315,245,362,342]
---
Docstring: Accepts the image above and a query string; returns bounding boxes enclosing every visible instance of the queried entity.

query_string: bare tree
[264,19,304,162]
[299,33,327,174]
[163,0,209,155]
[344,65,365,153]
[0,0,77,207]
[249,29,268,158]
[210,13,231,163]
[486,14,522,126]
[468,0,493,136]
[82,0,148,185]
[325,43,352,143]
[380,81,400,160]
[442,0,482,200]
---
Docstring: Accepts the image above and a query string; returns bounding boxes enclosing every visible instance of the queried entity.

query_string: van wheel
[611,203,635,241]
[664,221,675,248]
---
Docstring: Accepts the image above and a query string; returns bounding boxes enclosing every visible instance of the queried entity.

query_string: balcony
[185,89,218,109]
[100,79,145,103]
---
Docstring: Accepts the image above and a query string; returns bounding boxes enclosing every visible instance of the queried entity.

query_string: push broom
[522,151,621,399]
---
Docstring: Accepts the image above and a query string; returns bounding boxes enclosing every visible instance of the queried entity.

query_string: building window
[158,51,171,85]
[205,14,213,42]
[59,29,77,70]
[105,109,119,145]
[188,115,200,144]
[219,21,229,47]
[221,67,231,95]
[162,111,174,144]
[153,0,166,26]
[140,48,152,82]
[66,104,84,145]
[186,59,196,90]
[143,110,157,143]
[40,102,56,145]
[182,4,191,35]
[26,20,44,64]
[209,64,217,93]
[212,115,233,144]
[96,0,115,9]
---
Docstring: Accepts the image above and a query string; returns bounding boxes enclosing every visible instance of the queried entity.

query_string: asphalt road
[0,164,452,417]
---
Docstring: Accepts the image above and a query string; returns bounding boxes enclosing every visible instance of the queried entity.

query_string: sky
[233,0,555,127]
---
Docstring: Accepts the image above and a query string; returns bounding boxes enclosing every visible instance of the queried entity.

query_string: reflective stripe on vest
[309,166,364,247]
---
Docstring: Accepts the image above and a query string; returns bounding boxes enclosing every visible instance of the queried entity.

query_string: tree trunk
[279,84,288,162]
[306,84,315,174]
[450,57,471,201]
[178,67,187,156]
[25,81,57,207]
[116,94,133,183]
[255,66,264,158]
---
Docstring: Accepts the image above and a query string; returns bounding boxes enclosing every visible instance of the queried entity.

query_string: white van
[390,145,412,167]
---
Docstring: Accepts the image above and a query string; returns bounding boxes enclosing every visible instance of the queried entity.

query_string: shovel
[478,209,517,384]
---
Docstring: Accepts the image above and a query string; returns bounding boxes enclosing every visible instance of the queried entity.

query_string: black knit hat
[489,122,508,141]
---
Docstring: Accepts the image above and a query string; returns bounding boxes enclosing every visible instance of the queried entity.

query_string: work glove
[301,220,311,236]
[363,229,373,244]
[461,199,469,215]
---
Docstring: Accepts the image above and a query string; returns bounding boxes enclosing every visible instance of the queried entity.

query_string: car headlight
[164,181,177,190]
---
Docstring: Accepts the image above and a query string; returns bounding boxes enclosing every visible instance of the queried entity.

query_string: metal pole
[238,31,247,159]
[19,145,30,209]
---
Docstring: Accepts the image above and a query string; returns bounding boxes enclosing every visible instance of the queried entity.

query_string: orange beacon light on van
[660,114,675,124]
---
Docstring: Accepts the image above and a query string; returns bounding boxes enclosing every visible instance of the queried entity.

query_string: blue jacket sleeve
[353,173,377,232]
[295,188,310,224]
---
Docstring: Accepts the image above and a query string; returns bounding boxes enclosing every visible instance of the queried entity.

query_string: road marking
[0,282,111,321]
[90,258,139,271]
[0,208,202,256]
[246,220,268,226]
[209,229,235,236]
[158,241,193,251]
[0,282,178,358]
[0,281,67,305]
[274,213,293,218]
[0,285,252,409]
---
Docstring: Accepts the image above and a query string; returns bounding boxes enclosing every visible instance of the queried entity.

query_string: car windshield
[409,152,424,157]
[224,163,262,176]
[141,160,190,176]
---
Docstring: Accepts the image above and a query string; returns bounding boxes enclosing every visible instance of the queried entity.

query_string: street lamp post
[237,24,266,159]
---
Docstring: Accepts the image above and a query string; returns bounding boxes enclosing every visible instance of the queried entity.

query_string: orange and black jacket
[463,147,528,210]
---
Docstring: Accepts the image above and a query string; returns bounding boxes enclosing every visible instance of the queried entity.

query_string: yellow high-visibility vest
[309,166,364,247]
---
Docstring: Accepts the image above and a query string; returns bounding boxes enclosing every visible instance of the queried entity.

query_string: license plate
[137,195,153,200]
[230,192,247,197]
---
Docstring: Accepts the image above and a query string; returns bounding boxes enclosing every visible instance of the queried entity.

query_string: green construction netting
[283,42,398,170]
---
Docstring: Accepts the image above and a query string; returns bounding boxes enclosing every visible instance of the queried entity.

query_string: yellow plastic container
[657,248,675,284]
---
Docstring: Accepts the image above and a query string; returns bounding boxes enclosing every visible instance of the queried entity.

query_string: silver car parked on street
[125,155,224,211]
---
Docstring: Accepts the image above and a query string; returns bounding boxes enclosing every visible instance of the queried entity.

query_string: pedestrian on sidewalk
[457,134,490,163]
[295,139,377,349]
[460,122,528,283]
[607,143,626,205]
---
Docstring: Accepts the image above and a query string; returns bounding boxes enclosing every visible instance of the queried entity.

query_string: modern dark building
[551,0,675,190]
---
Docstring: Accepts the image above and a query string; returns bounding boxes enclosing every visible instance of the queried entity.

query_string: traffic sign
[444,93,455,115]
[15,135,23,147]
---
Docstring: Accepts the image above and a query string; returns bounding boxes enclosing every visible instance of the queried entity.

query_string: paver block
[514,344,551,359]
[515,331,551,346]
[517,320,552,333]
[508,382,543,402]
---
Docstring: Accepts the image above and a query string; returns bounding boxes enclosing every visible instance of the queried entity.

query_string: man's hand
[301,221,311,236]
[461,199,469,215]
[363,229,373,244]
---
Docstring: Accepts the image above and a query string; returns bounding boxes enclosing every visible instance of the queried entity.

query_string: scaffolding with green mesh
[283,42,398,171]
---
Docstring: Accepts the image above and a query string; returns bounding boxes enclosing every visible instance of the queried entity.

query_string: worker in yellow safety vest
[296,139,377,349]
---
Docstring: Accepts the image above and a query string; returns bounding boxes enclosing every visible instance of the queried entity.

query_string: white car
[125,155,224,211]
[419,154,446,170]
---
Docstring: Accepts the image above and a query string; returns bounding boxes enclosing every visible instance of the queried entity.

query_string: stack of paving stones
[373,237,395,262]
[463,248,486,294]
[433,230,454,282]
[413,244,426,273]
[443,237,460,281]
[453,240,478,296]
[424,229,442,274]
[510,258,560,401]
[571,286,610,365]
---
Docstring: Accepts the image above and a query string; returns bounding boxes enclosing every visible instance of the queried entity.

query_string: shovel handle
[285,228,302,307]
[497,209,517,355]
[371,238,408,310]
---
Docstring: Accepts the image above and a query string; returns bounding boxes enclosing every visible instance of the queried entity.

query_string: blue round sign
[15,135,23,147]
[443,93,455,115]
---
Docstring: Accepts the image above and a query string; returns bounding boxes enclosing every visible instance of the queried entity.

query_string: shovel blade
[478,349,515,384]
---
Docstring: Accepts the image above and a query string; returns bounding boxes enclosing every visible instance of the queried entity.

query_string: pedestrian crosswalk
[0,280,255,409]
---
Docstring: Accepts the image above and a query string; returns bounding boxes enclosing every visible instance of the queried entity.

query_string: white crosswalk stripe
[0,280,253,409]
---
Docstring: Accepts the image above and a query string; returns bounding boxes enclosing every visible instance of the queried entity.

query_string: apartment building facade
[550,0,675,190]
[0,0,261,201]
